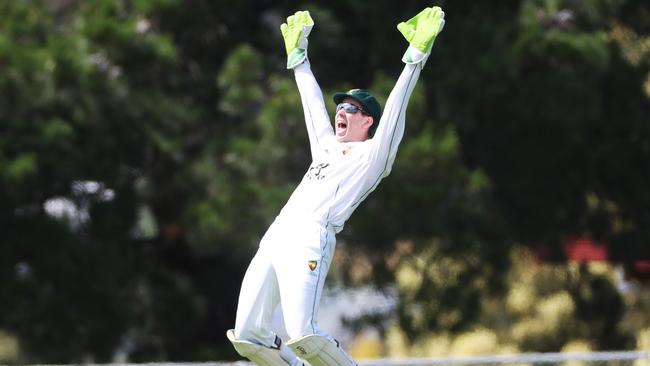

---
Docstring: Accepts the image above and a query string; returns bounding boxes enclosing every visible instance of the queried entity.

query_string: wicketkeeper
[227,6,445,366]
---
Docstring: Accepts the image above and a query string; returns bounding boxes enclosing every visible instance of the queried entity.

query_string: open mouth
[336,121,348,135]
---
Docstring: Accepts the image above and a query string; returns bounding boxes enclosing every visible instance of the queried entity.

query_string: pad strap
[287,334,357,366]
[227,329,300,366]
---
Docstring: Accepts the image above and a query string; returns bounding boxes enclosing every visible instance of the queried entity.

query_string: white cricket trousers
[234,217,336,347]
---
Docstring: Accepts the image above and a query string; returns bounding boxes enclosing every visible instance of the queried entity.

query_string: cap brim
[332,92,351,104]
[333,92,367,111]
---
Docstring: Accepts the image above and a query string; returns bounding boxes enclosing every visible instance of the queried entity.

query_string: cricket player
[227,7,445,366]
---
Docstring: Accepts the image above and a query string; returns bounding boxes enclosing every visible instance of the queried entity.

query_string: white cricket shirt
[276,61,421,233]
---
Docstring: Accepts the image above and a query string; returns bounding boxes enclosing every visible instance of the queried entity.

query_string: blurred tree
[0,0,214,362]
[1,0,649,362]
[446,0,650,265]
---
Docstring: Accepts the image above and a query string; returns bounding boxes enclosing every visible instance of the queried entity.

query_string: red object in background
[528,235,649,283]
[564,235,650,282]
[634,260,650,272]
[564,236,609,261]
[631,260,650,281]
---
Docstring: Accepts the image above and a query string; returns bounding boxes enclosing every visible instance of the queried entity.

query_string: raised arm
[294,62,335,159]
[366,7,446,175]
[281,10,334,159]
[367,63,421,176]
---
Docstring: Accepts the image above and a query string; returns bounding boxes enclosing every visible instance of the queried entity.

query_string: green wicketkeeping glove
[397,6,445,68]
[280,10,314,69]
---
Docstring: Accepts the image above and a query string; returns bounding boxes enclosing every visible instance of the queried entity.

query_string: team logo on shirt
[306,163,330,180]
[308,260,318,271]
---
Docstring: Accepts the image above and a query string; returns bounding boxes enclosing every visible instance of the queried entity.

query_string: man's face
[334,97,374,143]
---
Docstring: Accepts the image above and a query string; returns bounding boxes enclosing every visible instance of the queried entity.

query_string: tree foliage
[0,0,649,363]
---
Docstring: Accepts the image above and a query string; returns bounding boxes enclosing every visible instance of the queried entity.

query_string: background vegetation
[1,0,649,363]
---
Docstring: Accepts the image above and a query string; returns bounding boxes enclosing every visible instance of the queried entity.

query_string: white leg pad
[227,329,295,366]
[287,334,357,366]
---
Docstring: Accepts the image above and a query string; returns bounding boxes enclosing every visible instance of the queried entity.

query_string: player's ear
[363,115,374,130]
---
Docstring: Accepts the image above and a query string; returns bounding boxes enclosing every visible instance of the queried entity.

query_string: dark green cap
[332,89,382,130]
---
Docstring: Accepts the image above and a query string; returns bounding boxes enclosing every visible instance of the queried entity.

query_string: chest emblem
[308,260,318,271]
[306,163,330,180]
[342,146,350,155]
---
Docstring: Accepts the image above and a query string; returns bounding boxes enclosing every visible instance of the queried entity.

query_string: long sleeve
[366,63,421,177]
[293,61,335,160]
